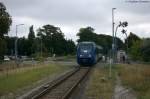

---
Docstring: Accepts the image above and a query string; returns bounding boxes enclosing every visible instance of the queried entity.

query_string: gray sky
[2,0,150,41]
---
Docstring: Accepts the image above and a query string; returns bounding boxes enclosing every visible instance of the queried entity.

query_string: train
[76,42,103,66]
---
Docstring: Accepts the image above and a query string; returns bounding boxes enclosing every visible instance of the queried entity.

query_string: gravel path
[114,75,137,99]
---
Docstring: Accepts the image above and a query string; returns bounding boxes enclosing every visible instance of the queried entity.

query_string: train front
[77,42,95,66]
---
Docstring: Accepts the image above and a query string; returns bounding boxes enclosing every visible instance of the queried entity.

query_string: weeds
[117,64,150,99]
[0,63,71,96]
[86,65,115,99]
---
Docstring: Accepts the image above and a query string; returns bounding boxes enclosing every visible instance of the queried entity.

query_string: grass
[0,63,71,96]
[116,64,150,99]
[86,65,116,99]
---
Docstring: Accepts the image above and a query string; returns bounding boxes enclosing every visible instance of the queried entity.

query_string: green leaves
[28,25,35,40]
[0,2,12,61]
[141,39,150,62]
[125,33,150,62]
[130,40,142,60]
[0,2,12,37]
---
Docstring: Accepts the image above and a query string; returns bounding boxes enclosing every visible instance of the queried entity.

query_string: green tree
[0,2,12,37]
[125,32,142,60]
[37,24,67,55]
[65,39,76,55]
[0,2,12,61]
[28,25,35,40]
[18,37,29,55]
[130,40,142,60]
[141,38,150,62]
[77,27,96,42]
[0,38,6,61]
[28,25,36,55]
[125,32,141,49]
[5,36,15,55]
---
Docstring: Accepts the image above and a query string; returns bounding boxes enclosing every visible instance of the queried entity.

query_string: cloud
[1,0,150,42]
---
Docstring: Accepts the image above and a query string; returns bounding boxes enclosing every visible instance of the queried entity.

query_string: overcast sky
[1,0,150,41]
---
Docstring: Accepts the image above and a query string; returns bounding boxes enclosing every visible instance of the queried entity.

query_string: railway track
[21,67,90,99]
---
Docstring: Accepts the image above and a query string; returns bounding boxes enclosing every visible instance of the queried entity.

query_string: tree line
[5,25,76,58]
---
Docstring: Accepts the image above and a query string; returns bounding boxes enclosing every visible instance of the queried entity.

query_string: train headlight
[88,54,92,58]
[80,55,83,57]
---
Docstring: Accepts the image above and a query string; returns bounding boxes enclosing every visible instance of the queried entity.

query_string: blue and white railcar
[77,42,102,66]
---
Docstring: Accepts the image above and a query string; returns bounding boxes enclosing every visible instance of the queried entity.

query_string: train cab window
[79,44,93,52]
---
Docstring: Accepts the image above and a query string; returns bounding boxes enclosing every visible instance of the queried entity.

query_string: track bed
[21,67,90,99]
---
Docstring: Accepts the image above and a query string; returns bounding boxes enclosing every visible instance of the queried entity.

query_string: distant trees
[0,2,12,61]
[141,38,150,62]
[125,32,141,49]
[28,25,35,40]
[65,39,76,55]
[130,40,142,60]
[125,32,142,60]
[18,37,29,55]
[37,24,75,56]
[125,32,150,62]
[5,24,76,58]
[28,25,36,55]
[77,27,97,42]
[5,36,15,55]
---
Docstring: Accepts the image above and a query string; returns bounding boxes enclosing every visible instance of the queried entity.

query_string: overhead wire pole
[109,8,116,78]
[15,25,18,62]
[112,8,116,63]
[15,24,24,67]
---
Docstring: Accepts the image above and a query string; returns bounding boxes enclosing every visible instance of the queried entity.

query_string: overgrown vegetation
[86,65,116,99]
[0,63,71,96]
[125,33,150,62]
[117,64,150,99]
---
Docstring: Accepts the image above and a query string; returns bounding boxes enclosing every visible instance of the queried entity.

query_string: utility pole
[15,24,24,66]
[112,8,116,63]
[109,8,116,78]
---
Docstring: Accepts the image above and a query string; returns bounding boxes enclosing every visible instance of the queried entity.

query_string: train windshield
[79,44,93,52]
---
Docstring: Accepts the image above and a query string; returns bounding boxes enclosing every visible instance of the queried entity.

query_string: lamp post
[109,8,116,78]
[112,8,116,63]
[15,24,24,66]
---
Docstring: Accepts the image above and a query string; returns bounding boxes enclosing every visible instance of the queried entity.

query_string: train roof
[78,41,95,44]
[78,41,103,49]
